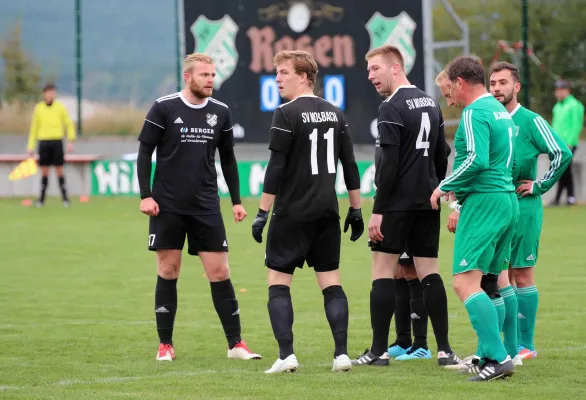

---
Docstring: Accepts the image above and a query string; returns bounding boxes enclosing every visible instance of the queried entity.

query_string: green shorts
[511,195,543,268]
[453,192,519,275]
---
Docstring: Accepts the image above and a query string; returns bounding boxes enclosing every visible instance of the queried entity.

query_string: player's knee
[205,262,230,282]
[513,268,534,287]
[157,263,179,279]
[452,274,474,299]
[452,279,465,298]
[156,251,181,279]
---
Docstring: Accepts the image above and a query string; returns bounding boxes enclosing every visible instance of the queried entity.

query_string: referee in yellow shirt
[27,83,76,207]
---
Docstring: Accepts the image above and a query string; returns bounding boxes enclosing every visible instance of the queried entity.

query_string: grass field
[1,197,585,399]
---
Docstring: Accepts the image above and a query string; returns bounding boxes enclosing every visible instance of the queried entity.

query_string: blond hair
[183,53,213,73]
[435,69,448,85]
[273,50,319,86]
[365,45,405,70]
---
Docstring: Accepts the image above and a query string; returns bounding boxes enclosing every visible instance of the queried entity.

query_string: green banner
[90,160,377,197]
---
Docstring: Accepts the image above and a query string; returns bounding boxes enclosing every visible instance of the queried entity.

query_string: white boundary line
[0,369,250,391]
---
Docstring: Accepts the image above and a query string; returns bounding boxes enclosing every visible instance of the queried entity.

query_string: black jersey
[375,85,447,211]
[137,91,234,215]
[268,95,355,221]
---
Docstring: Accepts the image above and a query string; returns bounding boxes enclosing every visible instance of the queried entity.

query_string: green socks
[517,285,539,351]
[464,292,508,363]
[491,297,506,332]
[500,286,518,357]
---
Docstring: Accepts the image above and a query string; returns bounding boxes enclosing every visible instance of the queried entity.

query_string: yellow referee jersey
[27,100,76,151]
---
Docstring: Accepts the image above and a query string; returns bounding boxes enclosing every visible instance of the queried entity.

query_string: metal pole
[75,0,82,136]
[175,0,181,91]
[521,0,530,106]
[422,0,435,95]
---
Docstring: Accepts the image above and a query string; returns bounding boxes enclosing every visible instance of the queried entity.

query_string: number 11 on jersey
[310,128,336,175]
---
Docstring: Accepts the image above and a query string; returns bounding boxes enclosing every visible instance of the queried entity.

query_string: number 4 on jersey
[416,112,431,156]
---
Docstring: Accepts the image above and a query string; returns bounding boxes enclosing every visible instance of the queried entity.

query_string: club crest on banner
[366,11,417,74]
[190,15,239,89]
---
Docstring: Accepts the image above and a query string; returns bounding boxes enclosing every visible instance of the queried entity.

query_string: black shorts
[265,217,341,274]
[38,140,64,166]
[368,210,440,258]
[148,212,227,255]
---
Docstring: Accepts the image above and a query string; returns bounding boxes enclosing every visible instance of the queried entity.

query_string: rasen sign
[182,0,424,144]
[90,160,377,197]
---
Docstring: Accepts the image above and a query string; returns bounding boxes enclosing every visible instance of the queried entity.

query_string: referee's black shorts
[38,140,64,167]
[368,210,440,258]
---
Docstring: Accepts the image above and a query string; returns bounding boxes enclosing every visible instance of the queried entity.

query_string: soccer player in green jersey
[489,62,572,360]
[435,68,523,373]
[431,56,518,381]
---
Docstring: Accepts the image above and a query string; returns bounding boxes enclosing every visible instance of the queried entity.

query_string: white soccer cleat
[332,354,352,372]
[227,340,262,360]
[444,354,478,371]
[264,354,299,374]
[513,354,523,366]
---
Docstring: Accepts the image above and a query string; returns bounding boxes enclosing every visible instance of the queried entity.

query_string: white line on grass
[0,320,153,329]
[0,369,250,391]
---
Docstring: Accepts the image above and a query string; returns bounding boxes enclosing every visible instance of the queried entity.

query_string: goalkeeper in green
[489,62,572,361]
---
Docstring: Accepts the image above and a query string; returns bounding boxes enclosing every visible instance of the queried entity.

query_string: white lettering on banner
[335,162,348,195]
[360,164,377,194]
[249,163,267,196]
[132,161,140,194]
[92,160,381,197]
[215,163,229,194]
[118,161,132,194]
[94,162,121,194]
[93,161,139,195]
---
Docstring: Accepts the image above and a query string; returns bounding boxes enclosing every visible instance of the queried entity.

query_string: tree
[1,20,42,105]
[433,0,586,120]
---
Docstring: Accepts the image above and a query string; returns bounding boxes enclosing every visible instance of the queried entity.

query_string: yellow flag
[9,158,38,181]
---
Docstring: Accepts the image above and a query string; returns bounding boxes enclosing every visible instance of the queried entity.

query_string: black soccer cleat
[351,349,390,366]
[438,351,461,368]
[468,358,515,381]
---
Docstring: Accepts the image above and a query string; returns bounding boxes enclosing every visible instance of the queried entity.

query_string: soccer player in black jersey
[352,45,460,368]
[136,53,261,362]
[250,50,364,373]
[372,112,430,361]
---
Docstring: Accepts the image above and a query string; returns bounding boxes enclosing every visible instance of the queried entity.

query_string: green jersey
[440,94,516,200]
[510,104,573,197]
[552,94,584,147]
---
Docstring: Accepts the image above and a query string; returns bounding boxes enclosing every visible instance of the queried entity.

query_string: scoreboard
[183,0,424,144]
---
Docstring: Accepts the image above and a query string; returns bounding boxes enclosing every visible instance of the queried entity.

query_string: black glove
[252,208,269,243]
[343,207,364,242]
